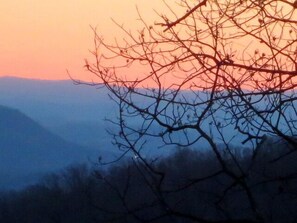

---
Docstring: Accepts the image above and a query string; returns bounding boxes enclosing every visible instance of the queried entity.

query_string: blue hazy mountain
[0,77,204,151]
[0,77,116,148]
[0,77,240,150]
[0,104,114,190]
[0,77,261,190]
[0,76,114,123]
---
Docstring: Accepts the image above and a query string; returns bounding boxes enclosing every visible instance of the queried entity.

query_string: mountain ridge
[0,104,102,190]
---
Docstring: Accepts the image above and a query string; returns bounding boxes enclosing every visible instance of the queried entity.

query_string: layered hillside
[0,105,96,189]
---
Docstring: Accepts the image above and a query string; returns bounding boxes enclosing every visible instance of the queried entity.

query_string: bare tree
[82,0,297,222]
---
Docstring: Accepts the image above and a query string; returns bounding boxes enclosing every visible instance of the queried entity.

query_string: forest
[1,137,297,223]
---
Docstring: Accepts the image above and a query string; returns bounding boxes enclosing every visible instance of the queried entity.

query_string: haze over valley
[0,76,292,190]
[0,77,119,189]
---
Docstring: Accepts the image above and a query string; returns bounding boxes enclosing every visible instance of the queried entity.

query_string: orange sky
[0,0,167,80]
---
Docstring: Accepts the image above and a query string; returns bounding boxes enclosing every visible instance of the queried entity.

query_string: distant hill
[0,104,104,190]
[0,77,236,153]
[0,76,116,148]
[0,76,114,124]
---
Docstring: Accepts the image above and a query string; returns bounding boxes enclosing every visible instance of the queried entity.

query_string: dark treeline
[1,138,297,223]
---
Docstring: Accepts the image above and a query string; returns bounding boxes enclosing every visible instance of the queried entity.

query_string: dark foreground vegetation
[1,138,297,223]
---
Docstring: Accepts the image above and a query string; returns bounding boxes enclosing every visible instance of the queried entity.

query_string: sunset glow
[0,0,167,80]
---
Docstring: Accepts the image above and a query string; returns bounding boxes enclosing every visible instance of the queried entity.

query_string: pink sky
[0,0,168,80]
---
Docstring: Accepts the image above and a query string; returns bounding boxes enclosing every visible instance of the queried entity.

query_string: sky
[0,0,168,80]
